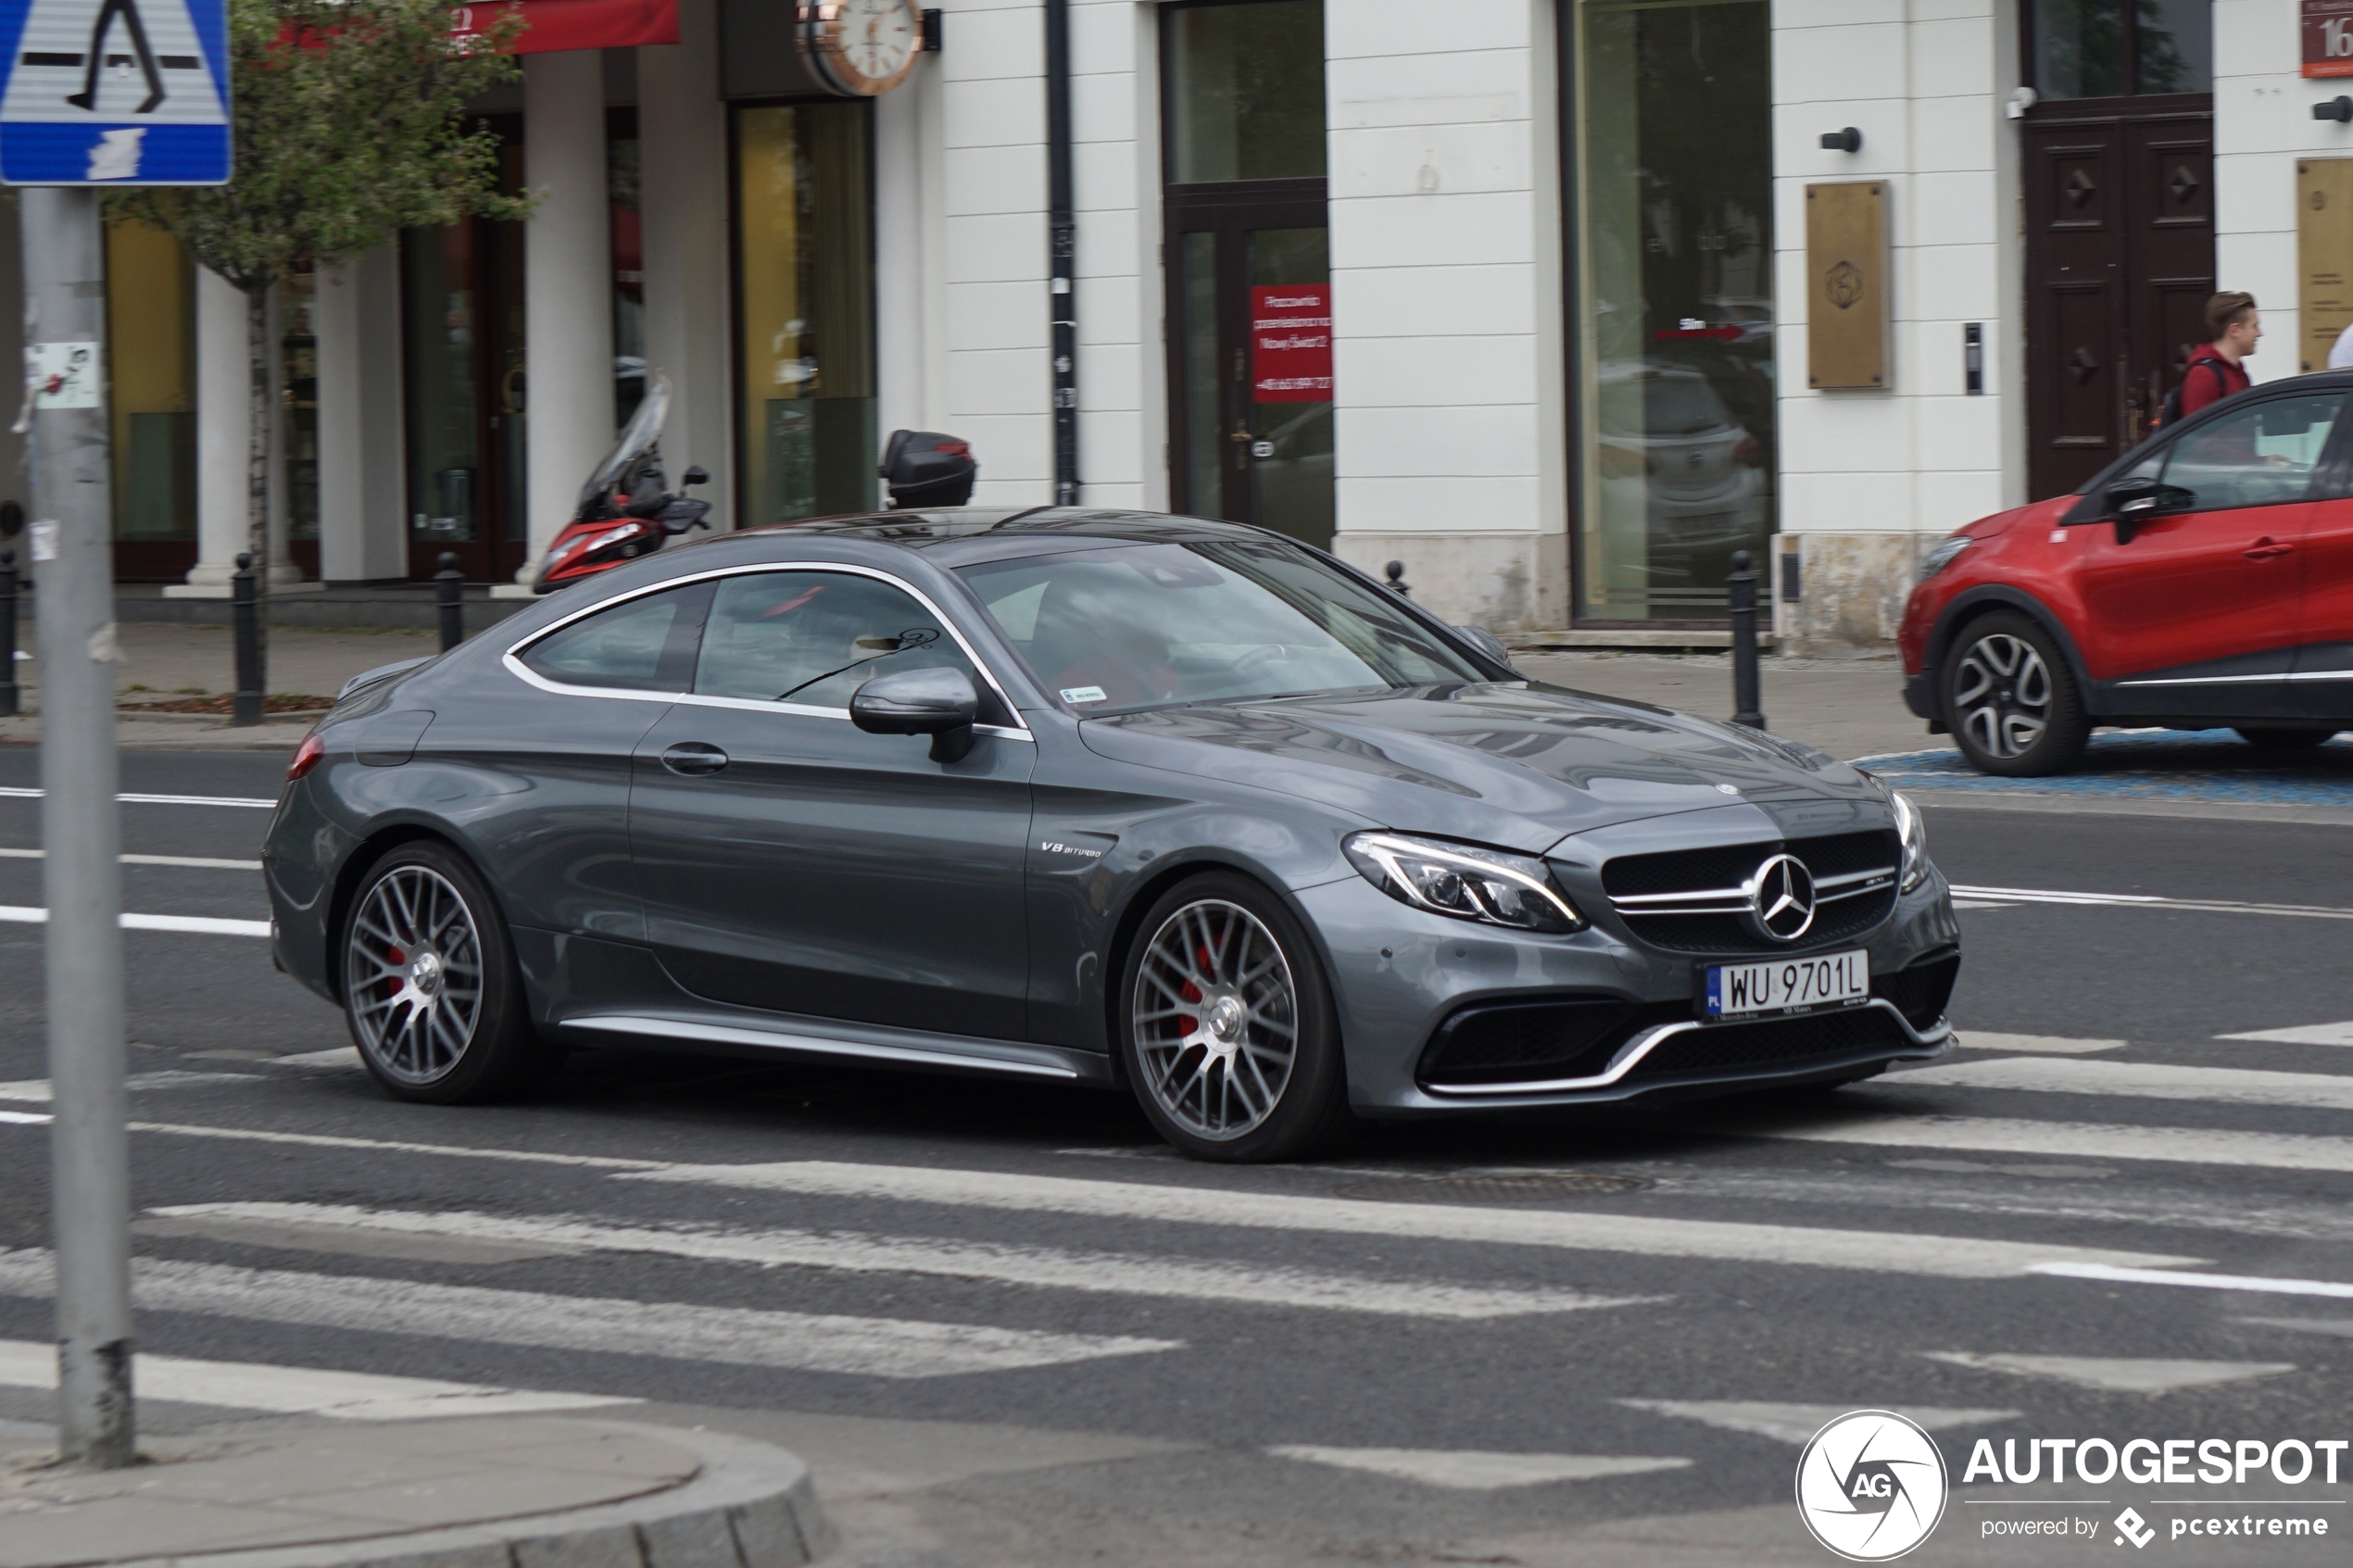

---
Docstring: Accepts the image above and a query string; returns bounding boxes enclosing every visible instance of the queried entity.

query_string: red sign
[1251,286,1333,403]
[2307,0,2353,77]
[451,0,678,56]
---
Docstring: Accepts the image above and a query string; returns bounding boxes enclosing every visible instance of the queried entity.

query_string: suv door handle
[2243,538,2295,560]
[660,743,729,776]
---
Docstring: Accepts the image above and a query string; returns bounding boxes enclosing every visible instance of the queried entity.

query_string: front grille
[1623,1004,1914,1085]
[1873,948,1960,1030]
[1601,829,1901,954]
[1418,997,1686,1088]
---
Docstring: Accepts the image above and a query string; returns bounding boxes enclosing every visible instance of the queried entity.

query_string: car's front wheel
[1117,873,1353,1163]
[1944,613,2089,776]
[339,841,560,1103]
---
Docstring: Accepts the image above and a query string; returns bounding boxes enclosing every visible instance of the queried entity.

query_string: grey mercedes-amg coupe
[263,509,1959,1161]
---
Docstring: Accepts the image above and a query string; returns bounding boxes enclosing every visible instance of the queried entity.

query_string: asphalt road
[3,750,2351,1567]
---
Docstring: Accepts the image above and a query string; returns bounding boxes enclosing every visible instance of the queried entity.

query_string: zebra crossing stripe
[1752,1110,2353,1173]
[1897,1057,2353,1111]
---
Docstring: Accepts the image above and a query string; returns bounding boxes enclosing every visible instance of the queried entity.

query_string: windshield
[956,539,1489,714]
[578,371,673,508]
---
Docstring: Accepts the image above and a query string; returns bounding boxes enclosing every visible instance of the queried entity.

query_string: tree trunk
[245,281,271,683]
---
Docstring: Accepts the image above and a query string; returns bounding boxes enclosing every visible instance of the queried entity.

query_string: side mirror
[850,665,980,763]
[1453,624,1514,669]
[2103,476,2191,541]
[880,430,978,509]
[681,465,710,487]
[658,496,711,536]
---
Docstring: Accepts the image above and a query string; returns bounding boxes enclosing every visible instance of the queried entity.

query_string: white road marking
[0,1250,1180,1380]
[1948,884,2353,922]
[1757,1110,2353,1173]
[2028,1262,2353,1301]
[0,905,270,936]
[1951,899,2020,910]
[2237,1317,2353,1339]
[1899,1057,2353,1110]
[1618,1401,2018,1445]
[626,1160,2206,1280]
[0,848,262,870]
[1266,1447,1690,1490]
[149,1201,1648,1322]
[0,1337,630,1420]
[0,787,276,809]
[120,1119,669,1171]
[0,1072,249,1103]
[1951,1033,2124,1055]
[0,1110,48,1125]
[2221,1021,2353,1047]
[1920,1352,2296,1395]
[272,1047,362,1069]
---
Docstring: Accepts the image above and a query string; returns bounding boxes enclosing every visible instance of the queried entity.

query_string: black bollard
[0,548,17,719]
[232,552,263,727]
[435,552,464,653]
[1728,548,1766,731]
[1384,560,1411,597]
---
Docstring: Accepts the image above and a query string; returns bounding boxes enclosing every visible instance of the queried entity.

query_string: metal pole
[1728,548,1766,732]
[435,552,464,653]
[1044,0,1077,505]
[25,184,135,1468]
[231,553,262,725]
[0,547,19,718]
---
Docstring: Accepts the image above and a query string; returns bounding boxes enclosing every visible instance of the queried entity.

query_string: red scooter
[532,373,712,594]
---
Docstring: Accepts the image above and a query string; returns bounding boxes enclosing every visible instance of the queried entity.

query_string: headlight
[1343,832,1585,934]
[1918,534,1973,583]
[1891,788,1930,891]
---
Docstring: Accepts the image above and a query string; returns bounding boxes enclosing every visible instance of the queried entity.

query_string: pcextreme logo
[1796,1410,1949,1562]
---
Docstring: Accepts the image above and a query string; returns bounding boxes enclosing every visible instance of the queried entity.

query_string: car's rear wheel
[2235,726,2337,751]
[1117,873,1353,1163]
[1943,613,2089,776]
[340,841,559,1103]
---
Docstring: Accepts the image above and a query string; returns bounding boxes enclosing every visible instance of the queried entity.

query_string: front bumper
[1302,868,1959,1115]
[1903,671,1936,721]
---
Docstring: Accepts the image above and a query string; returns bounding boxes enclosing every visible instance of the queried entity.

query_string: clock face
[812,0,920,96]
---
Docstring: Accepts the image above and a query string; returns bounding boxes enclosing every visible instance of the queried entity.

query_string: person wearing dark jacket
[2180,291,2259,418]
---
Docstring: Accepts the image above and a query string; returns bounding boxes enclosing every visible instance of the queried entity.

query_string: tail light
[1733,435,1763,466]
[286,732,325,782]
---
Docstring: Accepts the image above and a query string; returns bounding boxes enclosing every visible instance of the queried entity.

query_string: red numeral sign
[2307,0,2353,77]
[1251,286,1332,403]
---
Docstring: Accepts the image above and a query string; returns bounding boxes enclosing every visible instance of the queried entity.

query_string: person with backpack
[2162,291,2259,426]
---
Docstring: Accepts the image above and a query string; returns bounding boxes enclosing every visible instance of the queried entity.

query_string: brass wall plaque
[1806,182,1889,389]
[2299,158,2353,371]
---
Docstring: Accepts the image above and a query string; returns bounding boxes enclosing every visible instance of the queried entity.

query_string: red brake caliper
[384,945,405,1000]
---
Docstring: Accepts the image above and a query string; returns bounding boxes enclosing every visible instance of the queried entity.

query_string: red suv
[1900,374,2353,774]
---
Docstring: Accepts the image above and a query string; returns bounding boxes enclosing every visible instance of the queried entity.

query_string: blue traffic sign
[0,0,228,184]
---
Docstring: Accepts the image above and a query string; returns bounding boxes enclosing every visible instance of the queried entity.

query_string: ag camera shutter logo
[1795,1410,1948,1561]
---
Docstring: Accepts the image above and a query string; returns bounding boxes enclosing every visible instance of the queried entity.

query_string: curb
[82,1424,834,1568]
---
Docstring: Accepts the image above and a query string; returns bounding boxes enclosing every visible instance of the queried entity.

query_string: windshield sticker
[1061,685,1109,705]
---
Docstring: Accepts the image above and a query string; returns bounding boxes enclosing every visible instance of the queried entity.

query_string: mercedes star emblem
[1748,852,1818,942]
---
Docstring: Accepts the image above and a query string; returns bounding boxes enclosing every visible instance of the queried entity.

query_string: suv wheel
[1944,613,2089,776]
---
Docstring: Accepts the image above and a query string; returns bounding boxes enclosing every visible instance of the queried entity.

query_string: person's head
[2208,291,2261,358]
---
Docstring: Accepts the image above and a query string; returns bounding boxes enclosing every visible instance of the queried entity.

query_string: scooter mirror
[682,466,710,486]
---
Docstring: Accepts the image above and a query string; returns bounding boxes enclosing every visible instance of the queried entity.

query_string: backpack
[2154,358,2228,431]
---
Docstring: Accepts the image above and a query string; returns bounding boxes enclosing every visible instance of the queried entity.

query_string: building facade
[12,0,2346,649]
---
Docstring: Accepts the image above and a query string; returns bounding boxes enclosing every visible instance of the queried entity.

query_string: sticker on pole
[27,340,98,407]
[0,0,229,185]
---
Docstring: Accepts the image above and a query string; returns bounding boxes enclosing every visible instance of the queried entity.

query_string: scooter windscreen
[576,372,673,513]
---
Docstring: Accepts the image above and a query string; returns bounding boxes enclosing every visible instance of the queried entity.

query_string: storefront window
[1166,0,1326,183]
[1574,0,1776,622]
[736,101,875,525]
[105,220,195,544]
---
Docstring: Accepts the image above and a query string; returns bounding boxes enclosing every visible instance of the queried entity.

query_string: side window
[518,583,711,693]
[2160,393,2344,513]
[695,571,989,713]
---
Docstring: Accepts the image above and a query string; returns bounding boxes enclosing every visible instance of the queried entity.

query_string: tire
[338,840,560,1104]
[2235,727,2336,751]
[1942,612,2090,776]
[1115,872,1354,1163]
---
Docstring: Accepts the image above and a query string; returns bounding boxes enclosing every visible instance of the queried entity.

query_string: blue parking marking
[1856,730,2353,807]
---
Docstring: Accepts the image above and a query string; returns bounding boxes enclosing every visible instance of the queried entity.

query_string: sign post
[1,0,228,1470]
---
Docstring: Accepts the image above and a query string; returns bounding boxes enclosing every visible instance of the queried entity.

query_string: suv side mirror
[850,665,980,762]
[2102,476,2192,541]
[880,430,978,509]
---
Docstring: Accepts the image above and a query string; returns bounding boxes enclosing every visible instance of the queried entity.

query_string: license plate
[1705,950,1870,1020]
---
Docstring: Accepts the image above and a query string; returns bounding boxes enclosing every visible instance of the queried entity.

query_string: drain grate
[1329,1172,1651,1203]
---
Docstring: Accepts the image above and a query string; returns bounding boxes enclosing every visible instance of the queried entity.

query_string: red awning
[451,0,678,55]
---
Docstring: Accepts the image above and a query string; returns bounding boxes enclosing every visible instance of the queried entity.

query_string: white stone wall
[1769,0,2023,650]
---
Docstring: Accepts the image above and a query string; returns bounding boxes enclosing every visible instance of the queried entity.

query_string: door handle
[2243,538,2295,560]
[660,743,729,776]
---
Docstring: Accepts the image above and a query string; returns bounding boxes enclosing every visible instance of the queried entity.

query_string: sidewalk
[1515,651,1939,762]
[0,1416,830,1568]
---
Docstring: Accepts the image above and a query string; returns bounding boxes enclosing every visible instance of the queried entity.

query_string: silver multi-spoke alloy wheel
[344,864,486,1086]
[1951,632,2050,759]
[1132,898,1299,1142]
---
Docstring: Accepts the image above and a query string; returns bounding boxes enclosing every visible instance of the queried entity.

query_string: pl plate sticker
[1060,685,1107,705]
[1796,1410,1947,1562]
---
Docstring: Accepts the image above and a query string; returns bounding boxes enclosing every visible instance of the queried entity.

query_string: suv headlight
[1918,534,1973,583]
[1892,788,1930,891]
[1343,832,1585,934]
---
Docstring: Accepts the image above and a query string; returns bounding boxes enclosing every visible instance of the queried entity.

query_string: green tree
[115,0,530,671]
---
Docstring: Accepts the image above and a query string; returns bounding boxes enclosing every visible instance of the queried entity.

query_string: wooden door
[2024,97,2213,501]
